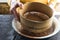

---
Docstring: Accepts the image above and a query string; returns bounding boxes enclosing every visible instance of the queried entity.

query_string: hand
[10,1,23,21]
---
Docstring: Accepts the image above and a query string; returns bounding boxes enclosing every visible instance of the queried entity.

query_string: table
[0,14,60,40]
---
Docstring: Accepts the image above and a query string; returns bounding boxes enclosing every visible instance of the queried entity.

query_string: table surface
[0,14,60,40]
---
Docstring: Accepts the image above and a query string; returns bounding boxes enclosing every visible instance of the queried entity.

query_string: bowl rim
[12,17,60,39]
[20,2,53,23]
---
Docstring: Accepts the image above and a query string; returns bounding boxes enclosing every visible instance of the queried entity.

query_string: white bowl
[12,17,60,39]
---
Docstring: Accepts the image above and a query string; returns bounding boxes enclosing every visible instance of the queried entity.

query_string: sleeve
[10,0,17,10]
[7,0,17,6]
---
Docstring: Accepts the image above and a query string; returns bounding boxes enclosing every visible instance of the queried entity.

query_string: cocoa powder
[23,11,49,21]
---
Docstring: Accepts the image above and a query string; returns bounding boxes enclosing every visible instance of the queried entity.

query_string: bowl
[20,2,53,33]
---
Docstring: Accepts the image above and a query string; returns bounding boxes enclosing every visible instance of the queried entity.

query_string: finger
[13,8,18,19]
[13,8,20,21]
[9,8,14,14]
[18,2,24,9]
[14,3,19,9]
[10,4,18,17]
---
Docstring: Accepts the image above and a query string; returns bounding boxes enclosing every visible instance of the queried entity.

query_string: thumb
[17,2,24,9]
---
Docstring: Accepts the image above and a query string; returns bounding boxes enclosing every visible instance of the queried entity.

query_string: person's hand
[10,0,23,21]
